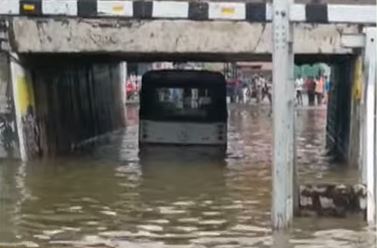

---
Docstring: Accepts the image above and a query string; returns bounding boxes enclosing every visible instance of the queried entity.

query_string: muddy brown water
[0,104,374,248]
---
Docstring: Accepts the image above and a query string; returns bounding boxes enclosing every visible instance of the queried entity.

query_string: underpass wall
[10,55,37,161]
[0,52,19,159]
[326,57,354,161]
[29,62,125,158]
[348,56,363,167]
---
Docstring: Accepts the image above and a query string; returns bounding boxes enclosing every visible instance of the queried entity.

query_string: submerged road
[0,104,370,248]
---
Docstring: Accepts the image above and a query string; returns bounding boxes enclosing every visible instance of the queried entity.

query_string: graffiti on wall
[0,108,17,157]
[0,54,18,158]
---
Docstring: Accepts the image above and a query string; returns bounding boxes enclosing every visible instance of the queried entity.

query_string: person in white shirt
[261,77,272,105]
[295,76,304,105]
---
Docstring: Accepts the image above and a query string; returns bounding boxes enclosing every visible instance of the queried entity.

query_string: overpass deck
[0,0,375,24]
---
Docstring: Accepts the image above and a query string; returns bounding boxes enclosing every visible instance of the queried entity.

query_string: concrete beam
[10,18,357,59]
[341,33,366,48]
[1,1,375,25]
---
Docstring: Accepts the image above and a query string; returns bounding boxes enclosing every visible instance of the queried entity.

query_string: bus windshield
[154,87,213,118]
[140,70,227,122]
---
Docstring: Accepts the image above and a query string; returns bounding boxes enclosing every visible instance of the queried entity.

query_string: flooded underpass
[0,104,374,248]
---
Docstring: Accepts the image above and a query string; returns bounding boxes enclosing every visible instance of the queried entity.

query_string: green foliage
[295,63,327,79]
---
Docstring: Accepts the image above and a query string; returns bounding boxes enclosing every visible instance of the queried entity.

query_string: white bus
[139,70,227,153]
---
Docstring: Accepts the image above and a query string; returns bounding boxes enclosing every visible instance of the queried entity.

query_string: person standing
[261,77,272,105]
[307,76,316,106]
[242,81,248,104]
[295,75,304,105]
[236,80,243,103]
[324,75,331,104]
[315,75,325,105]
[256,75,263,104]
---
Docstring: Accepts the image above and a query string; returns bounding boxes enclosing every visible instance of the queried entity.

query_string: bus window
[153,87,213,119]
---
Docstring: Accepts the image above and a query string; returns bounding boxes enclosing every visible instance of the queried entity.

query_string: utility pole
[120,62,127,105]
[271,0,295,229]
[364,28,376,224]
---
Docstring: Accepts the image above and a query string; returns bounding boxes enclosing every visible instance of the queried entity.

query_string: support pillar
[271,0,295,229]
[120,62,127,105]
[9,54,38,161]
[363,27,377,224]
[0,52,19,159]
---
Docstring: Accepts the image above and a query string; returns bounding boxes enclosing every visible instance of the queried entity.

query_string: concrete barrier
[299,184,367,217]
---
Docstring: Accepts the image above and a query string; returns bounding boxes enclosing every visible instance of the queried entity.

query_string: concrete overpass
[3,1,375,62]
[10,18,360,62]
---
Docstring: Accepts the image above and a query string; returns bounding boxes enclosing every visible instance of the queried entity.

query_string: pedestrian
[315,75,325,105]
[306,76,316,106]
[236,80,243,103]
[261,78,272,104]
[255,75,262,104]
[295,75,304,105]
[324,75,331,104]
[242,82,248,104]
[247,80,253,103]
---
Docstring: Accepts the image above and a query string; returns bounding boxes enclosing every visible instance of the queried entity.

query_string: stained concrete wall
[326,56,355,161]
[0,52,19,159]
[9,18,357,61]
[348,56,363,167]
[7,61,125,160]
[29,62,125,157]
[10,55,43,161]
[326,54,368,170]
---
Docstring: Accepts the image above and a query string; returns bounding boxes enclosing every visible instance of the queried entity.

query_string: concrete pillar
[9,54,38,161]
[120,62,127,105]
[348,56,363,168]
[363,28,377,224]
[0,52,20,159]
[271,0,296,229]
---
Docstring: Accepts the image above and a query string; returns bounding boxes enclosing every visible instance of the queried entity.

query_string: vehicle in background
[126,79,140,102]
[139,70,227,154]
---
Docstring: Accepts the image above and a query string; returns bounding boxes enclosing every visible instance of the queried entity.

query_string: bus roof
[142,70,226,85]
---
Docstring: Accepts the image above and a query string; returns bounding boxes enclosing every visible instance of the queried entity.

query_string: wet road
[0,104,373,248]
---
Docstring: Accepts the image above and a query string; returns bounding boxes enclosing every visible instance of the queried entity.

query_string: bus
[139,70,227,153]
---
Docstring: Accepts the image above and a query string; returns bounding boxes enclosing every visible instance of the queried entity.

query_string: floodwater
[0,104,375,248]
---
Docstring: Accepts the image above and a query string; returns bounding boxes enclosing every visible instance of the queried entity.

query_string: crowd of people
[295,74,330,106]
[227,73,330,107]
[126,71,330,107]
[227,74,272,105]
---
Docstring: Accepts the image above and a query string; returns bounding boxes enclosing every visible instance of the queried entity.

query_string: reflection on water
[0,104,374,248]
